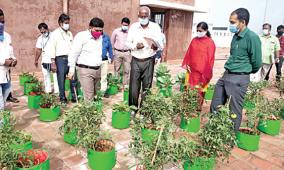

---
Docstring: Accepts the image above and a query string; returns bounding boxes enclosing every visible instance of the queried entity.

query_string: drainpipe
[63,0,69,14]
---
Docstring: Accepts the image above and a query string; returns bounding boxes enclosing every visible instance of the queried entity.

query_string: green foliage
[155,63,171,78]
[59,101,111,150]
[112,102,137,113]
[94,90,104,102]
[157,76,175,89]
[175,72,186,84]
[19,72,32,77]
[30,82,44,95]
[39,93,60,108]
[107,73,119,87]
[25,74,39,84]
[245,81,269,102]
[258,98,284,120]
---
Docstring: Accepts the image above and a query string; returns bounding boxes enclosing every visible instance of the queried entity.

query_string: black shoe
[71,98,77,103]
[7,97,20,103]
[60,99,68,104]
[103,93,110,98]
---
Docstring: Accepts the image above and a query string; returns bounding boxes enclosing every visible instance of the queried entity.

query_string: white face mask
[263,29,270,35]
[139,18,149,26]
[43,32,49,38]
[121,25,129,31]
[197,31,207,38]
[62,23,70,31]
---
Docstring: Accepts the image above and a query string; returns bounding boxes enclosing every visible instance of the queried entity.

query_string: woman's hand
[186,65,191,73]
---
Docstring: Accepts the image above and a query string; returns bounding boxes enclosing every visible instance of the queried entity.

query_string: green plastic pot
[258,119,282,136]
[236,131,260,151]
[184,157,215,170]
[159,87,172,97]
[15,156,50,170]
[112,111,130,129]
[10,141,32,153]
[28,95,41,109]
[19,75,31,86]
[141,128,160,143]
[180,115,200,133]
[65,79,70,91]
[123,90,129,103]
[87,147,116,170]
[24,83,37,95]
[39,106,60,122]
[64,129,78,145]
[107,86,118,95]
[244,101,255,110]
[204,89,214,100]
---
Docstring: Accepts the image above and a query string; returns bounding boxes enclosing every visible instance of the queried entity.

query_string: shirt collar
[237,27,249,38]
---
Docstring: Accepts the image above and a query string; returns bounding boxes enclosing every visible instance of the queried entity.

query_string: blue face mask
[0,22,4,41]
[229,24,239,33]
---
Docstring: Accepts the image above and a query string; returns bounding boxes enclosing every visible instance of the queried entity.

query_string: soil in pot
[236,128,260,151]
[16,149,50,170]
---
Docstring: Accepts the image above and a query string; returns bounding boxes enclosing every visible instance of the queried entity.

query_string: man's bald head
[139,6,151,18]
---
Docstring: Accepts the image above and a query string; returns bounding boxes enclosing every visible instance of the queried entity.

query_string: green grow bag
[10,141,32,153]
[159,87,172,97]
[184,157,215,170]
[204,89,214,100]
[24,83,37,95]
[87,147,116,170]
[244,101,255,110]
[19,75,31,86]
[123,90,129,103]
[180,115,200,133]
[28,95,41,109]
[64,129,78,145]
[112,111,130,129]
[236,131,260,151]
[39,106,60,122]
[280,109,284,119]
[107,86,118,95]
[15,157,50,170]
[141,128,160,143]
[65,79,70,91]
[258,119,282,136]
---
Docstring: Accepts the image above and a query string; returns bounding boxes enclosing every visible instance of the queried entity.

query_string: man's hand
[4,59,13,67]
[136,43,144,49]
[151,44,158,51]
[34,61,39,68]
[51,62,57,72]
[275,58,280,63]
[11,59,17,67]
[67,72,74,80]
[155,58,160,65]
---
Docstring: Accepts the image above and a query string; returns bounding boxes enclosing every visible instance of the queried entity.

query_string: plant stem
[151,125,165,165]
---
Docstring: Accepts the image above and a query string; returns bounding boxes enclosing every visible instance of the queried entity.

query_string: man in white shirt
[68,17,104,101]
[35,23,59,94]
[0,9,17,110]
[47,13,77,103]
[126,6,161,108]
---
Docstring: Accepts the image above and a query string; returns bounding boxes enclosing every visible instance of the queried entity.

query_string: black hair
[38,23,48,30]
[58,13,70,24]
[231,8,250,25]
[277,25,284,31]
[263,23,271,29]
[0,9,4,16]
[121,17,130,25]
[197,22,211,38]
[89,17,104,28]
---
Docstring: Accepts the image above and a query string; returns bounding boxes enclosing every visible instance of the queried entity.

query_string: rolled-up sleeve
[68,33,83,74]
[249,35,262,73]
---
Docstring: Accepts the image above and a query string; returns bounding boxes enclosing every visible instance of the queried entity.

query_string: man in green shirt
[210,8,262,131]
[251,23,280,82]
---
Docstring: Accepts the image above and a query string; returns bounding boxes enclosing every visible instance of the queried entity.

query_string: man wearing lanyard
[0,8,17,110]
[111,17,131,90]
[210,8,262,131]
[68,18,105,101]
[126,6,161,108]
[47,13,77,104]
[34,23,59,94]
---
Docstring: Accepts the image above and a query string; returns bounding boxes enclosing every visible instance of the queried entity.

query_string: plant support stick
[151,125,165,165]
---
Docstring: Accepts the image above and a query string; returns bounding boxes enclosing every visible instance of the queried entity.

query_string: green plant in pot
[24,75,39,96]
[173,89,200,133]
[39,93,61,122]
[19,72,33,86]
[176,72,186,92]
[94,90,104,112]
[204,84,215,101]
[155,63,171,87]
[0,110,15,128]
[28,82,44,109]
[106,73,119,95]
[257,98,283,136]
[244,81,268,110]
[157,76,175,97]
[112,102,136,129]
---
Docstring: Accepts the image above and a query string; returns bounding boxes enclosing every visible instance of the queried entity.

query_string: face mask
[139,18,149,26]
[263,29,269,35]
[62,23,70,31]
[0,23,4,41]
[278,31,283,36]
[91,31,102,39]
[121,25,128,31]
[43,32,49,38]
[197,31,206,38]
[229,23,239,33]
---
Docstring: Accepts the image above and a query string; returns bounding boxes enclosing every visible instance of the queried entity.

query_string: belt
[76,64,100,70]
[132,56,154,62]
[56,55,68,58]
[115,48,130,52]
[225,70,249,75]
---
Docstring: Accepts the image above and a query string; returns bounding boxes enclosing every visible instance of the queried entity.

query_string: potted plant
[28,82,44,109]
[172,89,200,133]
[19,72,33,86]
[112,102,136,129]
[204,84,215,101]
[106,73,119,95]
[176,72,186,92]
[155,63,171,87]
[9,131,33,153]
[257,98,283,136]
[24,75,39,96]
[123,86,129,103]
[244,81,268,110]
[0,110,13,128]
[157,76,175,97]
[38,93,61,122]
[17,149,50,170]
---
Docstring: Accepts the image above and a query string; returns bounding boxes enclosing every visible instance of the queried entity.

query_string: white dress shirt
[47,27,73,59]
[0,32,15,83]
[36,33,52,63]
[68,30,103,74]
[126,21,161,59]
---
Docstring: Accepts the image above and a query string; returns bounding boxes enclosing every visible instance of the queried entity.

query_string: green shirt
[224,28,262,73]
[260,35,280,64]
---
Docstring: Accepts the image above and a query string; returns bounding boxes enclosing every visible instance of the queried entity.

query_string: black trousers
[265,57,284,81]
[129,57,155,108]
[210,71,250,131]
